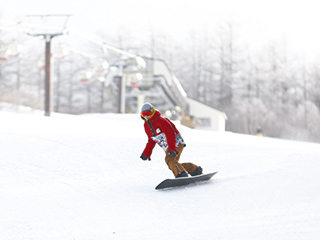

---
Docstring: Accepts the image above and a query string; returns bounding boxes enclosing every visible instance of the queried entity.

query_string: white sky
[1,0,320,59]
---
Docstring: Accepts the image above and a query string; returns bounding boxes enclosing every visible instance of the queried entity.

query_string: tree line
[1,20,320,142]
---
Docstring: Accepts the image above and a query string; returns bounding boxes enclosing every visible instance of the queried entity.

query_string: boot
[191,166,203,176]
[176,170,188,178]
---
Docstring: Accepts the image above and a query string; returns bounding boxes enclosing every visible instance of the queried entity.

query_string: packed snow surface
[1,111,320,240]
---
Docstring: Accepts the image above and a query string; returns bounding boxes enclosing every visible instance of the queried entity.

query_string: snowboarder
[140,102,203,178]
[256,126,263,137]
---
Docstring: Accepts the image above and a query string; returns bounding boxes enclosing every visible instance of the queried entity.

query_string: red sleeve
[168,120,180,134]
[158,117,178,152]
[142,123,156,157]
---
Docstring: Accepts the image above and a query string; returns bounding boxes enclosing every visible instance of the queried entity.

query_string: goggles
[141,105,155,119]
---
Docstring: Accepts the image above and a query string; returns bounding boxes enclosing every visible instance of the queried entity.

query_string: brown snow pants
[165,144,198,177]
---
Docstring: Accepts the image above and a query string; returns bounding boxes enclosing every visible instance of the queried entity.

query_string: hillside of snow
[1,110,320,240]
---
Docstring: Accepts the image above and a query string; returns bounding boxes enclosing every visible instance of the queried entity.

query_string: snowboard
[155,172,218,190]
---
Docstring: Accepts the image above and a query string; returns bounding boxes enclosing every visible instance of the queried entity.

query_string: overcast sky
[1,0,320,59]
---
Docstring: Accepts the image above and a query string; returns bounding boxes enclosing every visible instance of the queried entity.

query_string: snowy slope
[1,111,320,240]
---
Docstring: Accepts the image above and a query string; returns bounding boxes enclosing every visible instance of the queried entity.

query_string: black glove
[140,154,150,161]
[169,150,178,157]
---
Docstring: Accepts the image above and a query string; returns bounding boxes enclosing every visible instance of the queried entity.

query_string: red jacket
[142,110,180,157]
